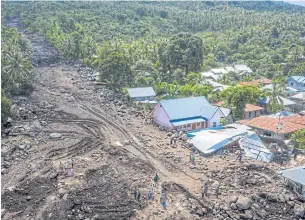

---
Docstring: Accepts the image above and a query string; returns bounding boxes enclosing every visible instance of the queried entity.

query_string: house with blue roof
[152,96,225,131]
[127,87,156,101]
[287,76,305,91]
[278,166,305,198]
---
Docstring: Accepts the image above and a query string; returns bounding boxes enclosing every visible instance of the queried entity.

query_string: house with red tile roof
[244,104,264,119]
[239,114,305,139]
[214,102,264,120]
[238,78,272,86]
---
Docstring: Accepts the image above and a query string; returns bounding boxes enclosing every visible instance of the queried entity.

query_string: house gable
[152,104,173,128]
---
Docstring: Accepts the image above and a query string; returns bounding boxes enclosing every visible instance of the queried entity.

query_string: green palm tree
[2,50,33,86]
[264,78,286,113]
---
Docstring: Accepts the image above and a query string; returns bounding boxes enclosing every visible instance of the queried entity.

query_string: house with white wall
[287,76,305,91]
[152,96,225,131]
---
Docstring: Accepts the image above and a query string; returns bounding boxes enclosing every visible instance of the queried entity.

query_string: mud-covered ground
[2,17,305,220]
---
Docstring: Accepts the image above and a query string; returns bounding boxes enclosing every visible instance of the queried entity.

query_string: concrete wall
[153,104,173,129]
[133,96,155,101]
[244,110,261,119]
[287,78,304,91]
[209,109,223,128]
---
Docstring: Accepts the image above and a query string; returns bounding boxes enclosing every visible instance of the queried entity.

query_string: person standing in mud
[71,158,74,169]
[154,173,160,185]
[63,162,68,175]
[190,151,195,164]
[59,162,63,174]
[134,187,138,200]
[148,184,153,200]
[203,181,208,198]
[161,192,166,209]
[237,152,243,162]
[186,188,190,201]
[137,188,141,202]
[215,184,220,199]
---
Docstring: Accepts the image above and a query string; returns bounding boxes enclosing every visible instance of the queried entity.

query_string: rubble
[294,204,305,218]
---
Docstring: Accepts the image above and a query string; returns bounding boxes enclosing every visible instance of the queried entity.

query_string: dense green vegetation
[2,1,304,82]
[1,90,12,125]
[219,85,264,120]
[1,1,304,120]
[1,26,34,96]
[292,129,305,149]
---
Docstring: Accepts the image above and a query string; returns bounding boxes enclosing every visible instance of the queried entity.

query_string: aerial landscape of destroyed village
[1,1,305,220]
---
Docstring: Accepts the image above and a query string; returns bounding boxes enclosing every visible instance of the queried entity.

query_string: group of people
[59,158,75,176]
[170,136,177,145]
[132,173,168,209]
[221,148,243,162]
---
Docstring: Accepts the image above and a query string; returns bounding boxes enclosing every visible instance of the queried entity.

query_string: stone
[244,209,254,219]
[251,203,260,211]
[196,209,204,216]
[236,196,251,210]
[76,214,84,220]
[202,208,207,214]
[278,194,286,203]
[48,172,58,179]
[287,201,295,207]
[49,133,62,140]
[294,204,305,218]
[256,209,267,219]
[167,132,172,137]
[58,188,67,197]
[239,214,251,220]
[1,209,7,217]
[182,134,188,141]
[211,181,220,189]
[26,196,32,201]
[179,131,183,136]
[229,195,238,204]
[190,164,195,169]
[19,145,26,150]
[230,203,237,210]
[1,168,8,175]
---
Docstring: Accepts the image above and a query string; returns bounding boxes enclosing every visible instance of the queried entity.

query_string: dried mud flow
[2,17,305,220]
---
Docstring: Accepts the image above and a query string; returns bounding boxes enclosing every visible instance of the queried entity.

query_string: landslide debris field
[2,18,305,220]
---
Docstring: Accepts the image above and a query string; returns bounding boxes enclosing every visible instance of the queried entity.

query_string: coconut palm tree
[2,50,33,86]
[264,77,286,113]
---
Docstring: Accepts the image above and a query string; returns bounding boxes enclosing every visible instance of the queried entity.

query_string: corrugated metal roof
[171,117,206,127]
[257,96,295,106]
[127,87,156,98]
[290,76,305,83]
[239,133,273,162]
[219,107,231,117]
[234,65,253,73]
[280,166,305,185]
[160,96,219,120]
[291,92,305,100]
[190,128,248,155]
